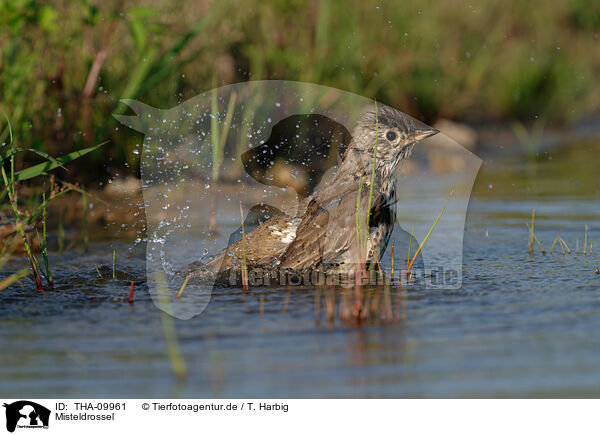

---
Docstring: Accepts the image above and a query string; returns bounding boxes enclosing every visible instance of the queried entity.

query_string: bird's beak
[411,127,439,142]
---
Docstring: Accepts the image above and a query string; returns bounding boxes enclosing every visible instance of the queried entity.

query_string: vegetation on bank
[0,117,102,289]
[1,0,599,179]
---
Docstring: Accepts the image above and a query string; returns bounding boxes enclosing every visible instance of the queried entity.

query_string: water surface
[1,142,599,398]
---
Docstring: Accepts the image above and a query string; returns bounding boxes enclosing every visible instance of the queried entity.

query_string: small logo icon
[3,401,50,433]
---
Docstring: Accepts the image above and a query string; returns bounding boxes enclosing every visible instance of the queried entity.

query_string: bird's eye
[385,130,398,141]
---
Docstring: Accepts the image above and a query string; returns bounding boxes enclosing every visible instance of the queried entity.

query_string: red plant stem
[391,236,395,280]
[128,281,134,304]
[353,269,363,320]
[25,246,43,292]
[31,259,43,293]
[242,272,248,292]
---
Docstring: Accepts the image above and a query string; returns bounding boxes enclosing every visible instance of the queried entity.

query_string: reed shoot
[209,83,238,233]
[128,281,134,304]
[525,222,545,254]
[1,141,43,290]
[1,116,105,291]
[528,209,535,254]
[550,233,561,255]
[407,223,415,277]
[533,232,546,254]
[367,234,384,280]
[0,268,29,292]
[355,177,365,263]
[366,101,379,232]
[355,101,379,272]
[176,274,191,299]
[558,236,571,254]
[37,189,54,289]
[239,202,249,292]
[406,190,453,277]
[390,236,395,280]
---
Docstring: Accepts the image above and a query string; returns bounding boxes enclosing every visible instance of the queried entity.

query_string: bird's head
[352,106,438,173]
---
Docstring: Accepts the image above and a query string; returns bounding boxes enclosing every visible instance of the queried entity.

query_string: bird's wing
[278,183,388,271]
[203,211,298,274]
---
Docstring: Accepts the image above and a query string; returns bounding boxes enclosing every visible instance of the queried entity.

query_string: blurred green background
[1,0,599,182]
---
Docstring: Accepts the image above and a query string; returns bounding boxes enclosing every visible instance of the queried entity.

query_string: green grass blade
[95,264,103,279]
[13,141,107,182]
[217,91,237,152]
[0,268,30,292]
[407,223,415,272]
[407,190,453,276]
[136,3,222,96]
[211,78,220,182]
[355,177,365,260]
[366,101,379,231]
[1,147,66,171]
[550,233,561,255]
